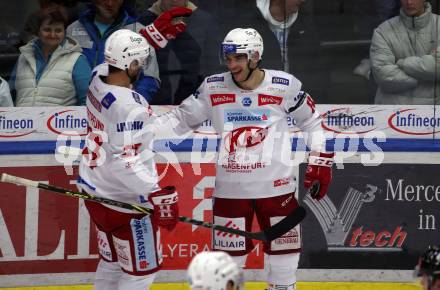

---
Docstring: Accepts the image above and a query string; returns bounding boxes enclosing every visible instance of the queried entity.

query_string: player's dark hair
[108,65,123,74]
[34,4,69,33]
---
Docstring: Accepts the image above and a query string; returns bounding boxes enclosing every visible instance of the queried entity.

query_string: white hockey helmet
[220,28,264,62]
[187,251,243,290]
[104,29,151,70]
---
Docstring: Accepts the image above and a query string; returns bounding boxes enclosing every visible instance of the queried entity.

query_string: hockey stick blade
[1,173,302,242]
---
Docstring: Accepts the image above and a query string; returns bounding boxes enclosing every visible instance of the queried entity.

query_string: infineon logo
[322,108,376,134]
[47,109,88,136]
[0,111,35,138]
[388,109,440,135]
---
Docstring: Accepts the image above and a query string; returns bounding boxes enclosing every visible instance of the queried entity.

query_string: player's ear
[249,51,260,69]
[127,59,141,79]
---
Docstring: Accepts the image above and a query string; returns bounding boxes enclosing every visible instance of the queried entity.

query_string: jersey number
[82,126,107,169]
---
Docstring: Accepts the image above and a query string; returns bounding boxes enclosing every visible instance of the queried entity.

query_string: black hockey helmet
[415,245,440,285]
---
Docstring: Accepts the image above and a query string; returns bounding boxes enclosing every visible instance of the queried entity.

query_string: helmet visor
[219,43,238,65]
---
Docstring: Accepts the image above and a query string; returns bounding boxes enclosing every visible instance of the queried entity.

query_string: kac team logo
[0,111,35,138]
[388,108,440,135]
[47,109,88,136]
[321,108,377,134]
[223,126,268,153]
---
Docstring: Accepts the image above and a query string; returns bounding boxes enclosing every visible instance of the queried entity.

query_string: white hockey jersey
[78,64,159,207]
[159,69,326,199]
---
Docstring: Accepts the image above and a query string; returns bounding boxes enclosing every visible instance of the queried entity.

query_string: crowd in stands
[0,0,439,107]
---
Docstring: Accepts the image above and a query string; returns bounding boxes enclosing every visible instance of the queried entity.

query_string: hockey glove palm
[139,7,193,49]
[148,186,179,230]
[304,152,334,200]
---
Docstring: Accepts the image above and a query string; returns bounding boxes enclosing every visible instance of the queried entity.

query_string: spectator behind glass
[352,0,400,80]
[138,0,222,105]
[66,0,161,101]
[370,0,440,104]
[225,0,324,102]
[9,5,92,106]
[0,77,13,107]
[256,0,304,72]
[22,0,83,43]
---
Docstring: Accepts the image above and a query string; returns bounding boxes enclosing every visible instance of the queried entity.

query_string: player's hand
[304,152,334,200]
[139,7,193,49]
[148,186,179,230]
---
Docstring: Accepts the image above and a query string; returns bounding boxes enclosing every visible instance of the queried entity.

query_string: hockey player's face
[226,53,251,82]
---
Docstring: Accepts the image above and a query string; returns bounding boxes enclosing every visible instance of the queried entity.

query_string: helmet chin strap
[243,60,256,82]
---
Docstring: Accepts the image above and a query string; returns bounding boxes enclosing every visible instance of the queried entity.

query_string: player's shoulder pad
[112,95,150,127]
[131,92,143,105]
[288,91,309,113]
[92,63,108,77]
[199,72,229,94]
[101,92,116,109]
[267,69,301,89]
[205,73,226,84]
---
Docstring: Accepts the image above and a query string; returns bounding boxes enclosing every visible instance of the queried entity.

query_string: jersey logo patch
[272,77,289,86]
[211,94,235,106]
[101,92,116,109]
[113,237,133,272]
[224,109,270,123]
[87,90,102,112]
[207,76,224,83]
[193,90,200,99]
[132,92,142,104]
[242,97,252,107]
[258,94,283,106]
[213,216,246,251]
[131,217,157,271]
[116,121,144,132]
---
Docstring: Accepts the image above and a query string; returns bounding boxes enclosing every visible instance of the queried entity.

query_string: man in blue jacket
[67,0,191,101]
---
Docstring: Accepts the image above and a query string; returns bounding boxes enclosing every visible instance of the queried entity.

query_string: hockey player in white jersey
[77,29,179,290]
[155,28,334,290]
[187,251,243,290]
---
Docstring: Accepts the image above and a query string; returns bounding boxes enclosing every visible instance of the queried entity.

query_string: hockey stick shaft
[1,173,305,241]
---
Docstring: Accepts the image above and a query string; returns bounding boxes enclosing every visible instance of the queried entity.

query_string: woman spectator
[10,4,91,106]
[0,76,13,107]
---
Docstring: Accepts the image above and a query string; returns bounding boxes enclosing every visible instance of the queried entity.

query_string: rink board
[0,282,423,290]
[0,105,439,287]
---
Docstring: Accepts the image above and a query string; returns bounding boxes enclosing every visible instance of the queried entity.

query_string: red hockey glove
[304,152,334,200]
[148,186,179,230]
[139,7,193,49]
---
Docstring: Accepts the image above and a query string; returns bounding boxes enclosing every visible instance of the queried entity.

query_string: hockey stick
[1,173,305,242]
